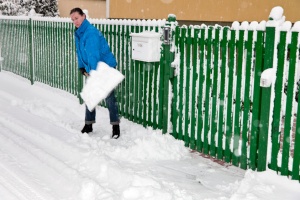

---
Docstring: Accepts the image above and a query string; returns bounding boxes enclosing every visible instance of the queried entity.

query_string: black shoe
[112,125,120,139]
[81,124,93,133]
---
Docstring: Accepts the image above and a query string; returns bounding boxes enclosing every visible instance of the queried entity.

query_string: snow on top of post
[291,21,300,32]
[280,21,292,31]
[269,6,284,21]
[267,6,285,27]
[249,21,258,31]
[256,20,266,31]
[240,21,249,30]
[231,21,240,30]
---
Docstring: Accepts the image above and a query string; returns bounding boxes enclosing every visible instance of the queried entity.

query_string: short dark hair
[70,7,85,16]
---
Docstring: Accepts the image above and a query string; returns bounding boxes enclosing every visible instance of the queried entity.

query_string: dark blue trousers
[85,90,119,125]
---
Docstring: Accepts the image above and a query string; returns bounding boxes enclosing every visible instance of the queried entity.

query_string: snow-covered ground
[0,70,300,200]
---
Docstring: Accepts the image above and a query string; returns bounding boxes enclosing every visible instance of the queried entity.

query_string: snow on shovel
[80,62,125,112]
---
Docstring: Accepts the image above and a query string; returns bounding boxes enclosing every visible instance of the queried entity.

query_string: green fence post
[280,30,299,176]
[161,15,176,134]
[217,26,229,160]
[240,29,254,170]
[249,30,264,170]
[29,18,34,85]
[269,29,289,171]
[224,29,236,163]
[257,25,276,171]
[292,88,300,180]
[232,29,244,166]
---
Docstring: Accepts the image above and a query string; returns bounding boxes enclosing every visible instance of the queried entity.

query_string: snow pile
[80,62,124,112]
[230,170,300,200]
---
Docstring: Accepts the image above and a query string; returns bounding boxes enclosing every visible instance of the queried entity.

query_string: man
[70,7,120,139]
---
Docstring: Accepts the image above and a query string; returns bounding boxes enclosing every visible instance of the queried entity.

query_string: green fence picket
[184,26,192,146]
[190,27,200,150]
[177,26,186,140]
[232,29,245,167]
[203,26,213,155]
[292,88,300,180]
[196,27,206,152]
[217,27,229,160]
[240,29,254,169]
[249,30,264,170]
[270,30,288,171]
[210,26,220,157]
[281,31,298,176]
[257,26,276,171]
[171,26,180,139]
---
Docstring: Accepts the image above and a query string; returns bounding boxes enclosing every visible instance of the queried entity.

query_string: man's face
[70,12,85,28]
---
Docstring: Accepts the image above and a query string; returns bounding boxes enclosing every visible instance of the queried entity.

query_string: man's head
[70,8,86,28]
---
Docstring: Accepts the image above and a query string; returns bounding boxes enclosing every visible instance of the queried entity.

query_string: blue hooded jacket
[75,19,117,73]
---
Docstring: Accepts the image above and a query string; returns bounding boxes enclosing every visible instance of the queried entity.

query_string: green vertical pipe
[240,30,254,169]
[217,27,229,160]
[210,27,220,157]
[178,27,186,139]
[0,19,2,72]
[232,30,244,166]
[162,16,175,134]
[134,26,140,123]
[203,27,213,155]
[143,62,148,127]
[162,38,171,133]
[120,24,125,116]
[257,26,276,171]
[249,30,264,170]
[125,24,130,119]
[280,31,298,176]
[138,24,144,125]
[196,27,206,151]
[184,26,192,146]
[171,26,180,138]
[147,62,153,126]
[51,21,55,87]
[43,21,46,84]
[29,18,34,85]
[153,60,159,129]
[292,92,300,180]
[129,24,135,121]
[190,27,200,150]
[269,31,287,171]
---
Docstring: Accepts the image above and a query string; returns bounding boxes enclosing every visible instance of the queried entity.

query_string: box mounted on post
[130,31,161,62]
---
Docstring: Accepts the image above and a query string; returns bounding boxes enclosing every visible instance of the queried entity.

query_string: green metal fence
[0,13,299,181]
[0,16,166,130]
[169,19,300,180]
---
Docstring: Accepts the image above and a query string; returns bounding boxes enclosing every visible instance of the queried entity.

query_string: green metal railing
[0,16,166,130]
[170,19,300,180]
[0,14,299,181]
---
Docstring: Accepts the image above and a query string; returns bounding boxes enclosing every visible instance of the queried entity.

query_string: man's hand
[79,68,89,77]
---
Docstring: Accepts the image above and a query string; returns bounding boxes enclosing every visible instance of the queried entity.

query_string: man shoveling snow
[70,7,123,139]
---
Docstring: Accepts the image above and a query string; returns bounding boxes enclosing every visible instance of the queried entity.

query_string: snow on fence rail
[0,6,300,181]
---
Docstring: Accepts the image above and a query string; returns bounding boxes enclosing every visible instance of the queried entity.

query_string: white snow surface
[0,71,300,200]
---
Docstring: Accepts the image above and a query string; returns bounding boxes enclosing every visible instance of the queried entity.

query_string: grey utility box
[130,31,161,62]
